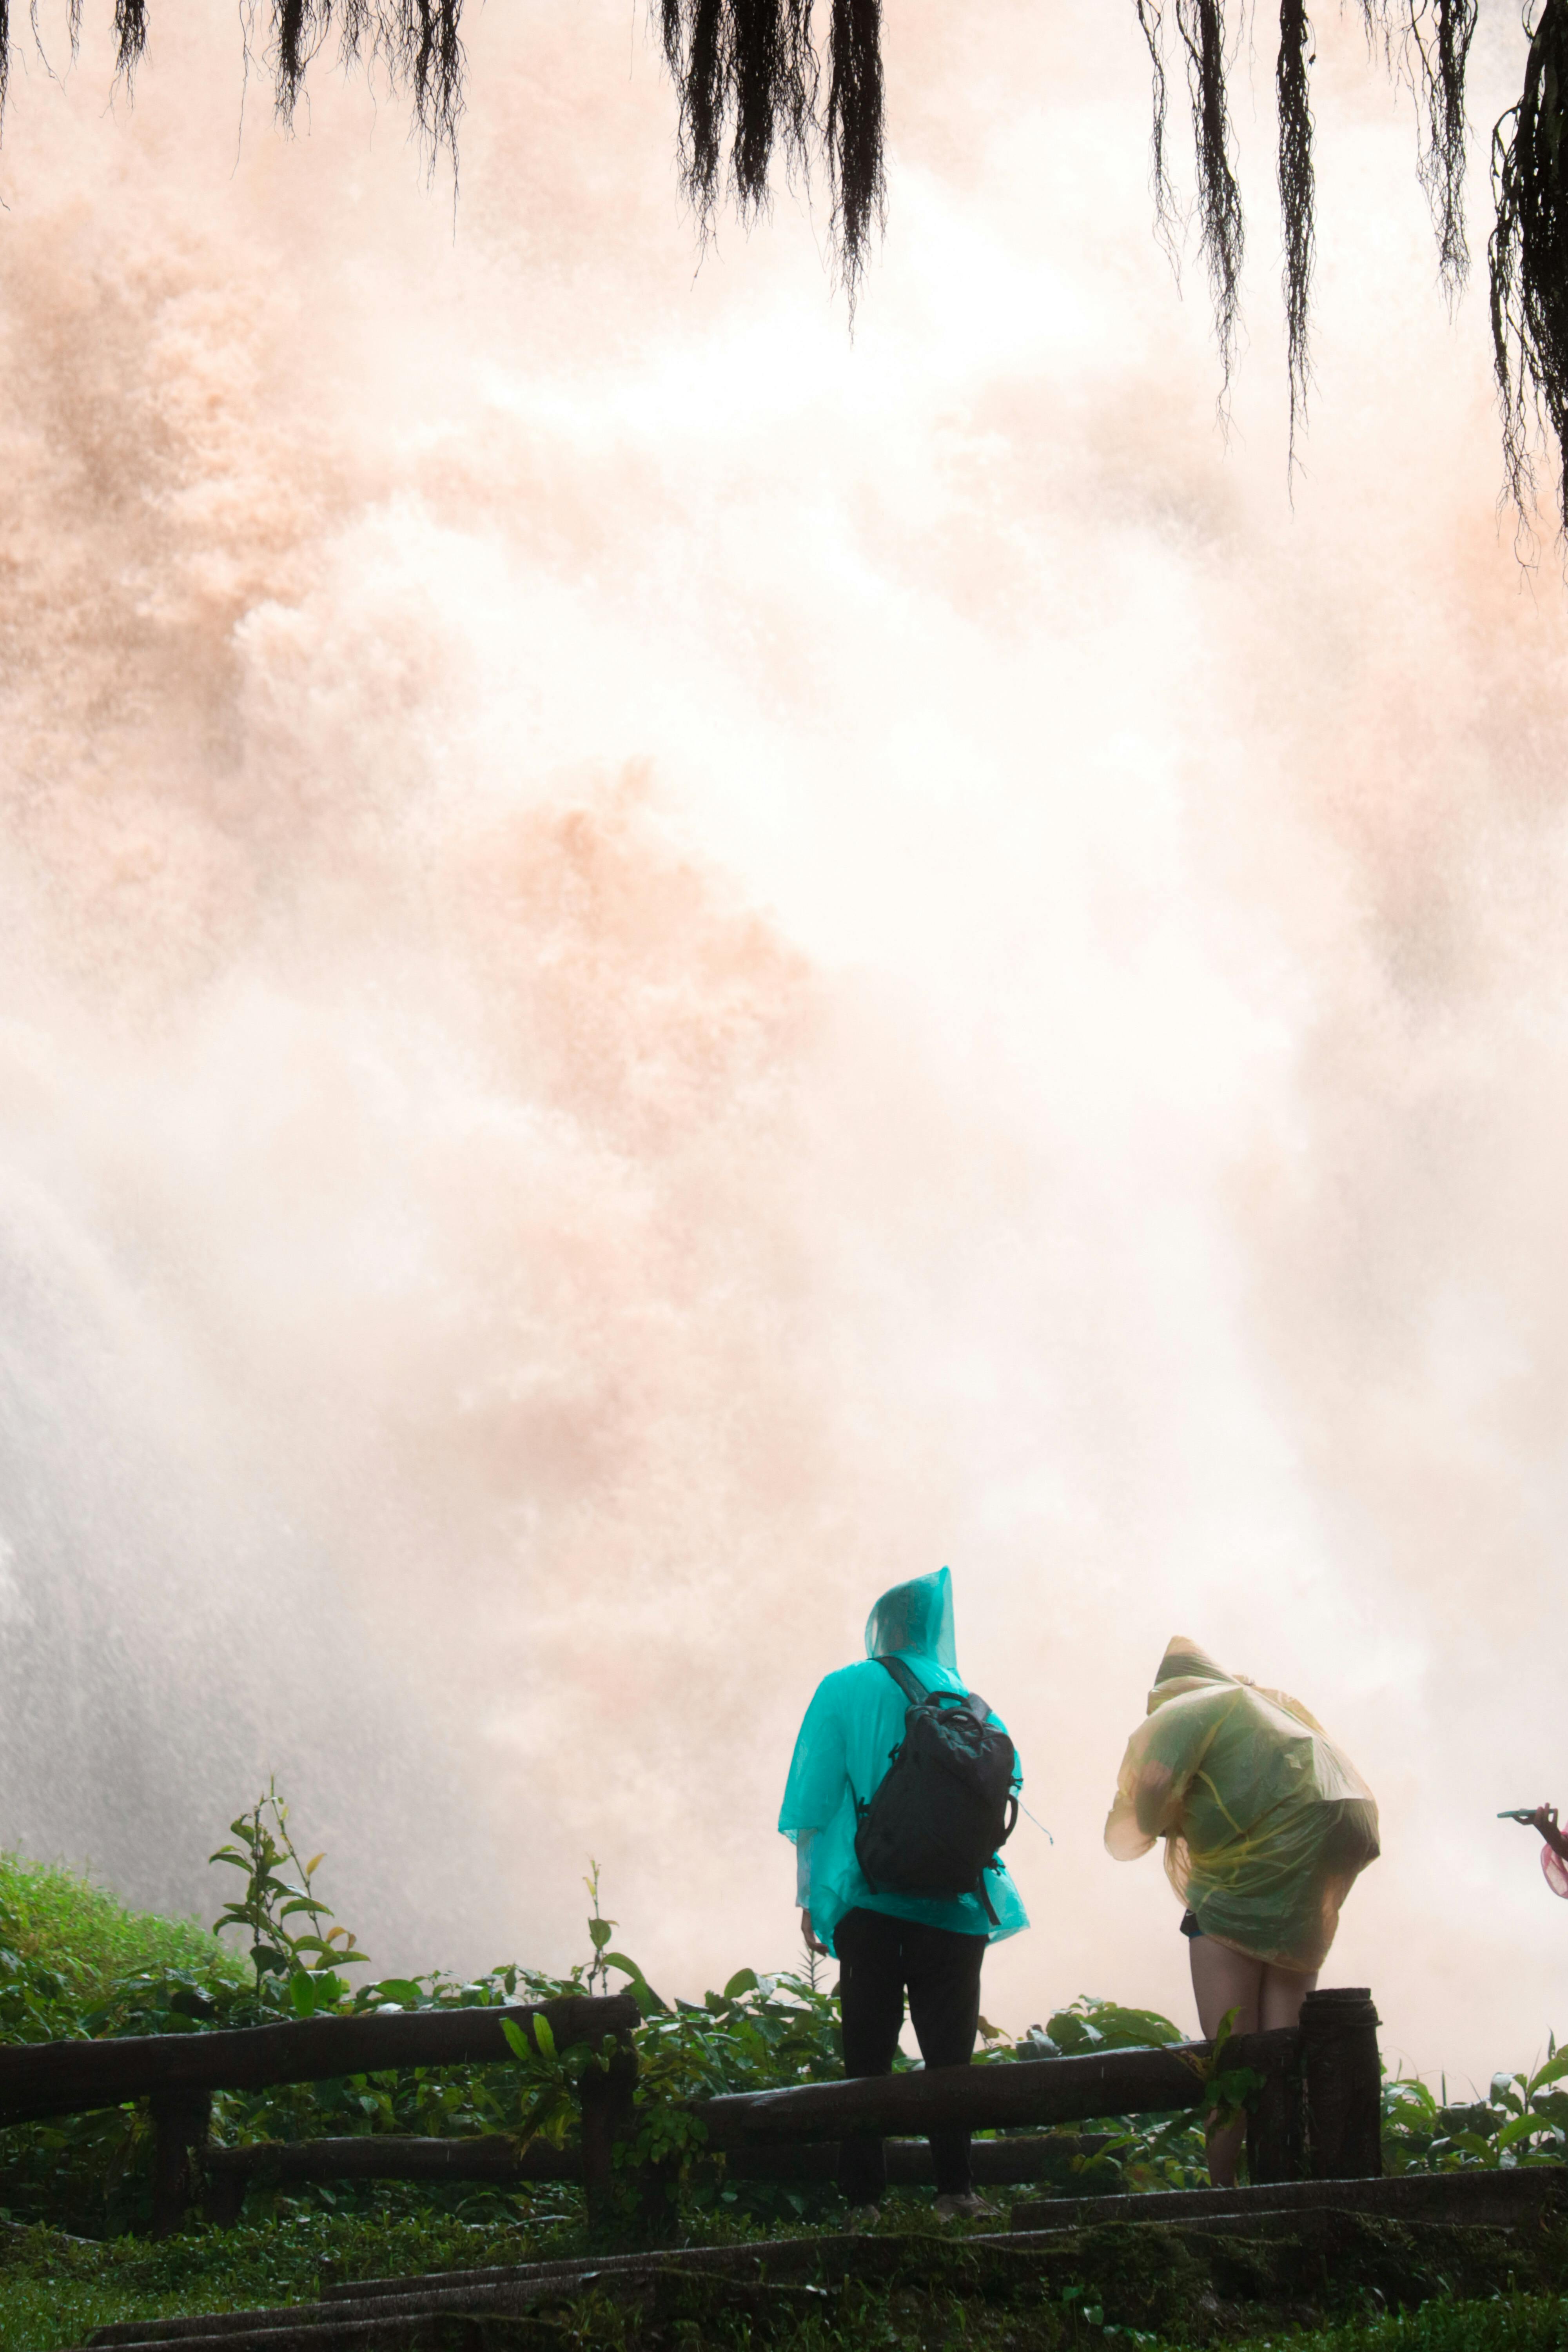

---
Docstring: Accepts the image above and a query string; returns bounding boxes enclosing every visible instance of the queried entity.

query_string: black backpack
[853,1656,1019,1924]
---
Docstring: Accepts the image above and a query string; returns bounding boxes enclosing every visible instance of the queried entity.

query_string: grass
[1271,2298,1568,2352]
[0,2211,1566,2352]
[0,1855,243,2007]
[0,2210,577,2348]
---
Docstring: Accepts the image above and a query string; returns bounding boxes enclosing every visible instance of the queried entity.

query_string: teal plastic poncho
[779,1567,1029,1955]
[1104,1636,1380,1973]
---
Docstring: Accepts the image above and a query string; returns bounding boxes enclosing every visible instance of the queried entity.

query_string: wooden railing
[0,1994,642,2236]
[695,1990,1383,2189]
[0,1994,641,2124]
[0,1985,1384,2236]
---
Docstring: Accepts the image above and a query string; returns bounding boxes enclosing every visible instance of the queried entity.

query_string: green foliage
[8,1793,1568,2254]
[209,1781,370,2011]
[0,1855,242,2013]
[1013,2000,1184,2058]
[620,1967,850,2221]
[985,1998,1211,2196]
[1265,2292,1568,2352]
[0,2208,590,2350]
[1191,2003,1265,2143]
[1383,2035,1568,2172]
[0,1814,601,2236]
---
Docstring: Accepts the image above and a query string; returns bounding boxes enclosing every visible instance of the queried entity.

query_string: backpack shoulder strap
[875,1654,928,1707]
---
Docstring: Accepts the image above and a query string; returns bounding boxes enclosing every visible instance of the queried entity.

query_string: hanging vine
[8,0,1568,530]
[659,0,884,305]
[100,0,465,167]
[1492,0,1568,535]
[1277,0,1316,465]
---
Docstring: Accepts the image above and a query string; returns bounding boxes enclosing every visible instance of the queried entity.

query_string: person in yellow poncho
[1105,1636,1380,2184]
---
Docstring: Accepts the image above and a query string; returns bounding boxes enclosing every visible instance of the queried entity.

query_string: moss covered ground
[0,2209,566,2347]
[4,2203,1568,2352]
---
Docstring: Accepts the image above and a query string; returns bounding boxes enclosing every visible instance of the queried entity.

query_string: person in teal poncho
[779,1566,1027,2218]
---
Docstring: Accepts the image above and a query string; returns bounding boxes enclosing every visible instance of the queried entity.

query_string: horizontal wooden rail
[0,1994,639,2127]
[696,2030,1295,2146]
[695,1991,1381,2193]
[0,1981,1377,2238]
[728,2131,1122,2187]
[198,2124,1121,2223]
[207,2135,580,2187]
[201,2133,576,2223]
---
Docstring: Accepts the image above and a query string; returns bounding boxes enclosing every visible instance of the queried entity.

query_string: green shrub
[0,1793,1562,2247]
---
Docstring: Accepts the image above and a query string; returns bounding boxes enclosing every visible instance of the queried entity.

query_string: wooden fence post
[1245,2027,1305,2185]
[201,2163,249,2231]
[1300,1989,1383,2180]
[579,2042,639,2238]
[149,2088,212,2238]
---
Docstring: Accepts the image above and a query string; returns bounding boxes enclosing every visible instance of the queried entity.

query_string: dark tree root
[9,0,1568,533]
[661,0,884,311]
[1492,0,1568,544]
[1277,0,1315,470]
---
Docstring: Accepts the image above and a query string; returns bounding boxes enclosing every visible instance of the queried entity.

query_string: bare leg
[1260,1964,1317,2031]
[1187,1938,1263,2188]
[1188,1934,1263,2038]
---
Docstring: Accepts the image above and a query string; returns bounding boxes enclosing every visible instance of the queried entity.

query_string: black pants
[834,1906,987,2201]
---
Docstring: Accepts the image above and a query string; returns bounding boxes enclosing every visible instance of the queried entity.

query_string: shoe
[845,2203,882,2229]
[934,2192,994,2222]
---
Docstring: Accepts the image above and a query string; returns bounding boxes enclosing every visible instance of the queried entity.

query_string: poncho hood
[1147,1635,1238,1712]
[1146,1635,1324,1734]
[864,1565,958,1674]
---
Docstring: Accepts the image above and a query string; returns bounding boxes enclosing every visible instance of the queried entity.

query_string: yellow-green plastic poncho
[779,1566,1029,1957]
[1103,1636,1379,1973]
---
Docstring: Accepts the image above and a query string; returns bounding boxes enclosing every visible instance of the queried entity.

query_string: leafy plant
[27,1799,1568,2242]
[1195,2004,1266,2143]
[1382,2036,1568,2172]
[209,1783,370,2014]
[987,1996,1211,2194]
[1011,1999,1185,2058]
[583,1863,615,1998]
[577,1860,668,2018]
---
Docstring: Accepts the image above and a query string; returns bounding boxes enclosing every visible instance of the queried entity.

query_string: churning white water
[0,0,1566,2088]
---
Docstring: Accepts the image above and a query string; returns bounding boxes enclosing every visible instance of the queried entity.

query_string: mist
[0,0,1565,2094]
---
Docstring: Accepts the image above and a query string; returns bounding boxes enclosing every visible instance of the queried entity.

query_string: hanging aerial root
[113,0,143,79]
[1277,0,1315,465]
[1348,0,1474,299]
[675,0,729,221]
[1133,0,1479,475]
[1491,0,1568,537]
[398,0,464,164]
[1412,0,1478,299]
[262,0,463,171]
[1133,0,1181,265]
[735,0,817,210]
[659,0,878,306]
[276,0,313,118]
[1176,0,1245,402]
[662,0,818,227]
[27,0,80,67]
[827,0,885,310]
[96,0,461,165]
